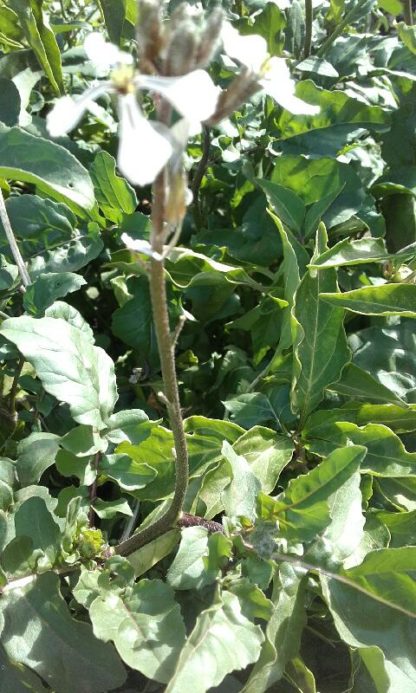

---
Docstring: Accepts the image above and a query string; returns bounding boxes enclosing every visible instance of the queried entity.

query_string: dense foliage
[1,0,416,691]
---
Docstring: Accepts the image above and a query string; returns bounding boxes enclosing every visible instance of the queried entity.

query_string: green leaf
[223,393,280,429]
[0,128,96,217]
[100,454,157,491]
[166,591,264,693]
[266,446,366,542]
[0,644,49,693]
[88,578,185,684]
[92,498,132,519]
[45,300,94,341]
[278,80,390,142]
[242,564,307,692]
[0,572,126,692]
[328,363,407,405]
[321,548,416,687]
[0,316,118,429]
[271,155,368,228]
[0,78,20,125]
[398,21,416,54]
[23,272,86,315]
[258,180,305,233]
[167,526,217,590]
[305,420,416,477]
[16,433,60,486]
[291,225,350,421]
[112,276,160,370]
[0,194,102,276]
[127,529,179,578]
[90,151,137,224]
[233,426,294,494]
[309,237,389,269]
[221,441,261,521]
[320,284,416,317]
[9,0,63,94]
[14,496,60,564]
[97,0,137,44]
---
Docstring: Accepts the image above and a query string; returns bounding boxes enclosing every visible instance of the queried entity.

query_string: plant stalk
[403,0,414,25]
[304,0,313,58]
[115,171,189,556]
[0,188,30,288]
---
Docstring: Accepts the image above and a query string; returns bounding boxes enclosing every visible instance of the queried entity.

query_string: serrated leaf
[320,284,416,317]
[89,578,185,684]
[166,591,264,693]
[0,316,117,429]
[0,572,126,692]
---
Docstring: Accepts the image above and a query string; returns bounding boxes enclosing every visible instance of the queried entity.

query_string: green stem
[0,188,30,288]
[191,125,211,229]
[115,171,189,556]
[317,4,360,57]
[403,0,414,25]
[304,0,313,58]
[8,356,24,419]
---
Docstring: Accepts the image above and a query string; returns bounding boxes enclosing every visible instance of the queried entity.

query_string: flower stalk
[115,170,189,557]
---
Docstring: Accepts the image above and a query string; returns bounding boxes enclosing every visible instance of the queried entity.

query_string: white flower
[221,24,319,116]
[47,33,220,186]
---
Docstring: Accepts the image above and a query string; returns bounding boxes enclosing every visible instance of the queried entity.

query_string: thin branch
[0,188,30,288]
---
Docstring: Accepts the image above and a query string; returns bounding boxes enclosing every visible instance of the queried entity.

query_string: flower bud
[196,8,223,68]
[208,70,260,124]
[165,21,198,75]
[137,0,166,70]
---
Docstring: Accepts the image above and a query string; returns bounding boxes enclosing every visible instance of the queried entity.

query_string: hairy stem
[115,171,189,556]
[304,0,313,58]
[88,451,101,527]
[0,188,30,288]
[403,0,414,25]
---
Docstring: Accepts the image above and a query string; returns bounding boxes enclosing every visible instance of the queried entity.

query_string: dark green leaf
[320,284,416,316]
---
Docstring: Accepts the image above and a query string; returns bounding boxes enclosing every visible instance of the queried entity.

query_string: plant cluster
[0,0,416,691]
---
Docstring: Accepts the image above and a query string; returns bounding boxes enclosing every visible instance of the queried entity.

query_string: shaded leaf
[0,572,126,692]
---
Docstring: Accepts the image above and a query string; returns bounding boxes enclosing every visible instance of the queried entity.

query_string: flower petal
[121,233,163,261]
[261,57,320,115]
[117,94,173,186]
[46,85,111,137]
[84,32,130,73]
[221,23,267,74]
[139,70,220,124]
